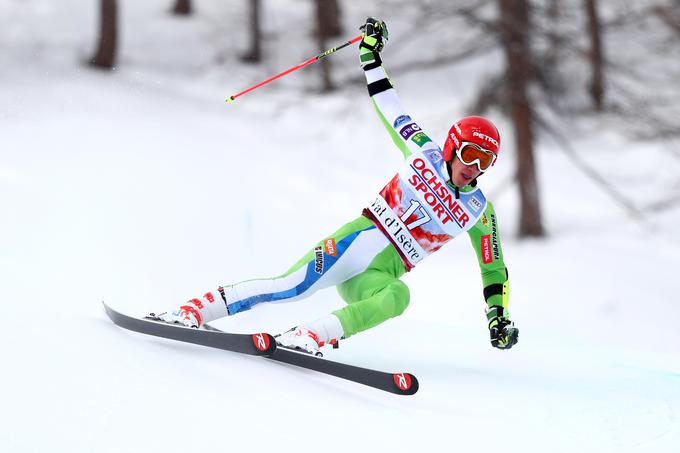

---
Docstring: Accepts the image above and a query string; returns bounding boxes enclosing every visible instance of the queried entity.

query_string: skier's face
[450,157,482,187]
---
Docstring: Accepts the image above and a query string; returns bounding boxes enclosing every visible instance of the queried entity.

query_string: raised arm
[359,18,438,160]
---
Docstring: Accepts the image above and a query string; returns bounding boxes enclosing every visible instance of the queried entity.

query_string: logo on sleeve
[490,214,500,260]
[399,123,421,140]
[481,235,493,263]
[393,115,412,129]
[314,246,324,274]
[324,238,337,257]
[411,132,432,148]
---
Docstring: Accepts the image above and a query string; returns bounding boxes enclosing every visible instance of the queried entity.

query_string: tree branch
[533,111,645,221]
[341,36,496,86]
[651,5,680,37]
[640,192,680,213]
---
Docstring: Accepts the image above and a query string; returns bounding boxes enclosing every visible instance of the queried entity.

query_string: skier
[151,18,519,354]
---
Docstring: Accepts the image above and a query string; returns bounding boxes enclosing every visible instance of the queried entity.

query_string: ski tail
[103,302,276,356]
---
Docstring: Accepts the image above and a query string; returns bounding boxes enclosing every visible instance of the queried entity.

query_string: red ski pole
[226,34,363,104]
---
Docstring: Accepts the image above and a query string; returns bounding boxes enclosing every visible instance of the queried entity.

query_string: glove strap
[360,35,380,51]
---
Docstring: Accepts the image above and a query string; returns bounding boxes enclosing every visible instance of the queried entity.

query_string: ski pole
[226,34,363,104]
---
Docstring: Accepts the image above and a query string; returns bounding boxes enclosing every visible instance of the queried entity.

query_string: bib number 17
[400,200,431,230]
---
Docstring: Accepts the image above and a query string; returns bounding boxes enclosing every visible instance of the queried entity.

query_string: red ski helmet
[442,116,501,165]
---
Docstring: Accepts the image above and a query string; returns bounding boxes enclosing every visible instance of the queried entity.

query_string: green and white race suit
[189,60,510,339]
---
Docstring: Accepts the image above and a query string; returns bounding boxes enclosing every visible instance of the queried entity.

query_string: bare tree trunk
[320,0,342,37]
[90,0,118,69]
[172,0,192,16]
[584,0,605,111]
[499,0,544,237]
[315,0,343,92]
[241,0,262,63]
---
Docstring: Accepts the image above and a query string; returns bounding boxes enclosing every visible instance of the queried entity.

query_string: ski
[102,302,277,356]
[268,347,419,396]
[205,323,419,396]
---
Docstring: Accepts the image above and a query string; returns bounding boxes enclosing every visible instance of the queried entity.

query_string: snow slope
[1,1,679,452]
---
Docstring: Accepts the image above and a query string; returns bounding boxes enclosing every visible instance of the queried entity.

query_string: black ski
[103,302,277,356]
[205,323,419,396]
[268,347,419,395]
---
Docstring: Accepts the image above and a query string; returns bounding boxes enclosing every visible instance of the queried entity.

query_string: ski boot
[275,326,328,357]
[147,290,229,329]
[147,305,201,328]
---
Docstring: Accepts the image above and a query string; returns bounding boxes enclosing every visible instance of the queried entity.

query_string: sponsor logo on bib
[469,196,482,212]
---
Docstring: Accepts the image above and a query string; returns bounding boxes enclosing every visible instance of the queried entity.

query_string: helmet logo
[449,133,460,148]
[472,131,499,148]
[453,123,463,136]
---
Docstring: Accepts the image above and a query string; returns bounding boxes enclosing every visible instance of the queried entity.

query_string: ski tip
[102,301,114,316]
[251,333,277,355]
[392,372,419,395]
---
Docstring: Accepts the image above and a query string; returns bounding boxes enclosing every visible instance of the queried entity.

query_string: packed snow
[1,1,679,452]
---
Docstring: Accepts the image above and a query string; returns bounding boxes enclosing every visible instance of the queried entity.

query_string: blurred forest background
[87,0,680,237]
[3,0,679,237]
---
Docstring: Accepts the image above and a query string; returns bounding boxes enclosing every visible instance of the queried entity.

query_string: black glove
[487,306,519,350]
[359,17,388,69]
[360,17,389,52]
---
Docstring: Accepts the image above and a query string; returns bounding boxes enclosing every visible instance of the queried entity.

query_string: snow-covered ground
[1,1,679,452]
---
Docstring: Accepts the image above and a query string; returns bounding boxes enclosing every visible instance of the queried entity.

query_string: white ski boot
[148,290,229,329]
[147,305,200,328]
[276,326,325,356]
[276,315,344,356]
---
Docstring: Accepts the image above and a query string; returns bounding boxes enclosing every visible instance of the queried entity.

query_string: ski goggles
[456,142,497,172]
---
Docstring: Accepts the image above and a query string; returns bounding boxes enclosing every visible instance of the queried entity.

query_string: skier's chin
[454,174,473,186]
